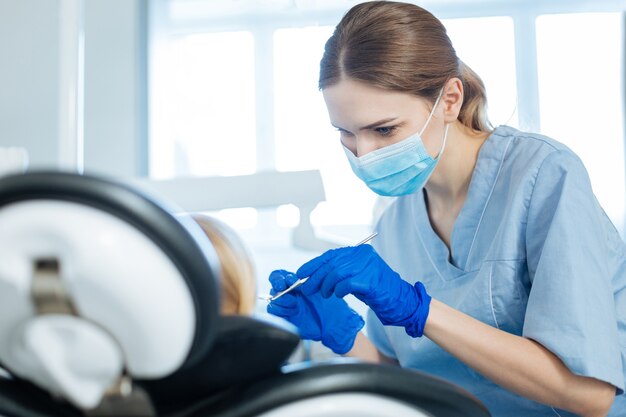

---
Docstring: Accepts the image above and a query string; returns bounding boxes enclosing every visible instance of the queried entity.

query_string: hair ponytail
[458,61,492,132]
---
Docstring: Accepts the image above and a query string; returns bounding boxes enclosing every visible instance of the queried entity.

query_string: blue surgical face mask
[343,90,448,197]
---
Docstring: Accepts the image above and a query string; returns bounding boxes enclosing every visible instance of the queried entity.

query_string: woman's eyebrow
[331,117,399,131]
[360,117,399,130]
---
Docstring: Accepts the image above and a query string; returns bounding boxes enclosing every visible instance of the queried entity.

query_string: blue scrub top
[367,125,626,416]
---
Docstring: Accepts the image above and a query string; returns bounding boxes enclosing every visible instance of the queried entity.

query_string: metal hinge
[31,257,156,416]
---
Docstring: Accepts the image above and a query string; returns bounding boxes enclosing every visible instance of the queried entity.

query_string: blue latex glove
[297,245,431,338]
[266,269,364,354]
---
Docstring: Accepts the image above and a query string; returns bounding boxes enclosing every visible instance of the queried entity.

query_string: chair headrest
[0,171,221,409]
[139,314,300,412]
[0,315,301,417]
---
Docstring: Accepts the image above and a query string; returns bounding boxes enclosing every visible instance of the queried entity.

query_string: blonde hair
[191,214,256,316]
[319,1,492,133]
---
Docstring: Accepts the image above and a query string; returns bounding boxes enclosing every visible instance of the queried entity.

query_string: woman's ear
[442,78,464,123]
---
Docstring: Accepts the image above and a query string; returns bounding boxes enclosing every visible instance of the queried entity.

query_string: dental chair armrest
[180,362,490,417]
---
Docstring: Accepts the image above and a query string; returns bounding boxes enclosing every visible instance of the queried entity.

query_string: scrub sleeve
[523,149,625,393]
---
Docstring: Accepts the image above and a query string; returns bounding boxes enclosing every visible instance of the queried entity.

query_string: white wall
[0,0,146,176]
[0,0,60,169]
[84,0,147,177]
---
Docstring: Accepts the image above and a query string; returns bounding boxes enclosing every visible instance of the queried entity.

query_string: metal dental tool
[259,232,378,303]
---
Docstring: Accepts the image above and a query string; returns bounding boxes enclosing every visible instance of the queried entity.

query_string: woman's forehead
[323,78,406,103]
[322,79,429,128]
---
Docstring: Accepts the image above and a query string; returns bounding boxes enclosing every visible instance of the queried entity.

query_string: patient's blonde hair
[191,213,256,316]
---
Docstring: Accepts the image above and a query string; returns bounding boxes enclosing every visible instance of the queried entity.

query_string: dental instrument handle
[267,232,378,302]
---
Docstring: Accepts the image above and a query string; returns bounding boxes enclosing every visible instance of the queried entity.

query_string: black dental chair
[0,171,490,417]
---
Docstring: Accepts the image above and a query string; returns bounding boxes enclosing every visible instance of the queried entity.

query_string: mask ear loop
[434,124,450,160]
[418,88,445,137]
[419,88,448,160]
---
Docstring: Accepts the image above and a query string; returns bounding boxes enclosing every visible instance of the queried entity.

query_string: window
[444,16,518,128]
[273,26,375,226]
[536,12,625,229]
[149,0,626,237]
[149,31,256,179]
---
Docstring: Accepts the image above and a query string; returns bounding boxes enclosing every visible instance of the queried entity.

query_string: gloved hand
[297,245,431,338]
[266,270,364,354]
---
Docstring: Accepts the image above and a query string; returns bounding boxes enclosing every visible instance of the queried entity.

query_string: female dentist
[267,1,626,416]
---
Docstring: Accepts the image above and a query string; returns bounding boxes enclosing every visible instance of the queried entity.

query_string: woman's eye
[375,126,396,137]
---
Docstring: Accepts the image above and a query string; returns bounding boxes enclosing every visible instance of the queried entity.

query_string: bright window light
[443,16,518,128]
[150,31,256,179]
[276,204,300,228]
[274,26,377,226]
[536,13,625,231]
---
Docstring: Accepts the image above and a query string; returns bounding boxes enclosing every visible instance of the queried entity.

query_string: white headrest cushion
[0,200,196,385]
[11,315,123,409]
